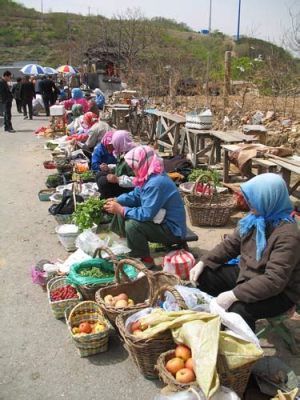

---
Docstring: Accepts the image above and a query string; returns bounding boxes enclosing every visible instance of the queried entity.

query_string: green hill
[0,0,298,96]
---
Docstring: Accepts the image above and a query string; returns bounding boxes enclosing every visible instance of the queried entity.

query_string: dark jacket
[39,79,56,97]
[12,82,22,100]
[20,82,36,102]
[201,221,300,304]
[0,78,13,104]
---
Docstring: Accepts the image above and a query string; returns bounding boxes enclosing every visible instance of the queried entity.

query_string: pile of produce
[187,169,220,186]
[130,318,148,336]
[50,285,79,301]
[79,267,113,279]
[104,293,135,308]
[165,345,195,384]
[71,320,107,337]
[75,162,89,173]
[72,197,106,230]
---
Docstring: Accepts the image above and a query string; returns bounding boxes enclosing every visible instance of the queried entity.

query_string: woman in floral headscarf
[189,173,300,332]
[91,131,116,172]
[104,145,186,267]
[95,130,136,199]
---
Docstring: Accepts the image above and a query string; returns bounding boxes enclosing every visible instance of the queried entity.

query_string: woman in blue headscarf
[189,173,300,331]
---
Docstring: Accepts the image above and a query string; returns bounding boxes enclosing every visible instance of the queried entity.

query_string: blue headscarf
[239,173,294,261]
[71,88,83,100]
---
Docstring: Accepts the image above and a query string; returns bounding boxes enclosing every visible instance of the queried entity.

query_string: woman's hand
[100,163,109,172]
[216,291,238,310]
[104,200,124,215]
[107,174,119,184]
[189,261,205,283]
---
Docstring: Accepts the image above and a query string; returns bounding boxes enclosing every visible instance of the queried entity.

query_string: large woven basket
[78,246,118,301]
[115,285,187,379]
[184,178,235,227]
[65,301,110,357]
[156,349,255,398]
[47,276,82,319]
[95,258,153,327]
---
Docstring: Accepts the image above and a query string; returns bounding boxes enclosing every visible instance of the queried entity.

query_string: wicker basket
[78,247,118,301]
[54,213,73,224]
[95,258,153,327]
[65,301,110,357]
[184,178,235,227]
[47,276,82,319]
[156,349,255,398]
[115,285,187,379]
[38,188,56,201]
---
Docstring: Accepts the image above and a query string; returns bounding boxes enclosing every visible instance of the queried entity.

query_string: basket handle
[67,300,101,324]
[150,285,187,310]
[93,245,118,264]
[115,258,153,287]
[46,275,66,292]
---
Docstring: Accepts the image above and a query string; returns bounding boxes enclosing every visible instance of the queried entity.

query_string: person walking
[0,70,15,133]
[39,75,56,116]
[12,77,23,113]
[20,76,35,120]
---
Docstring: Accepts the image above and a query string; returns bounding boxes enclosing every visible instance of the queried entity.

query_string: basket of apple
[65,301,111,357]
[95,258,154,327]
[156,345,197,390]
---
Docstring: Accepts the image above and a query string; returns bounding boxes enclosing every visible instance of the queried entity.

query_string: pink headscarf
[124,145,164,187]
[101,131,114,148]
[111,130,136,156]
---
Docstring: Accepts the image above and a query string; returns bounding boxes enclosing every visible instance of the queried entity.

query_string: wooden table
[180,127,212,167]
[106,104,130,129]
[243,124,267,144]
[268,156,300,195]
[145,110,186,155]
[211,131,259,165]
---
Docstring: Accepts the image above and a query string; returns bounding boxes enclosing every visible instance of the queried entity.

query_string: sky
[18,0,299,47]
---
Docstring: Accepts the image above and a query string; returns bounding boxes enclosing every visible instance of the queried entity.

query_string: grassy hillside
[1,0,298,97]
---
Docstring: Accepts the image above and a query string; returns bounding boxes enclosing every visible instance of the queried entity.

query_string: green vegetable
[79,266,113,278]
[188,169,220,186]
[80,171,95,180]
[72,197,106,231]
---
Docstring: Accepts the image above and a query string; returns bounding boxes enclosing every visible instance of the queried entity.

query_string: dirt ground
[0,105,299,400]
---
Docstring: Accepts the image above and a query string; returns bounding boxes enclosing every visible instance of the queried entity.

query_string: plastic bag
[154,386,240,400]
[163,250,195,280]
[75,229,106,256]
[163,285,212,312]
[58,248,92,274]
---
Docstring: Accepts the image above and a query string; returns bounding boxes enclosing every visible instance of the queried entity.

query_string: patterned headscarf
[239,173,295,261]
[124,145,164,187]
[82,112,98,129]
[101,131,114,149]
[111,130,136,156]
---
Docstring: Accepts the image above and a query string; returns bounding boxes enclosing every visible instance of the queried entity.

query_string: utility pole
[88,6,91,16]
[223,51,232,108]
[41,0,43,14]
[208,0,212,33]
[237,0,242,41]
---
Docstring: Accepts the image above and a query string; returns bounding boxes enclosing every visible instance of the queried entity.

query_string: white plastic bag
[75,229,107,256]
[154,386,240,400]
[58,248,92,273]
[163,285,212,312]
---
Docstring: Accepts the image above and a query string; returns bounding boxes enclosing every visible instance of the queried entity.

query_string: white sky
[19,0,299,47]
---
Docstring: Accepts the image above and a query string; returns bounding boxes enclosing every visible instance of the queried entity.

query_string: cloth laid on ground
[130,309,263,399]
[229,144,293,175]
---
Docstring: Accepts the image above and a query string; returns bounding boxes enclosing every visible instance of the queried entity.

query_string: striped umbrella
[43,66,58,75]
[20,64,45,75]
[56,65,78,74]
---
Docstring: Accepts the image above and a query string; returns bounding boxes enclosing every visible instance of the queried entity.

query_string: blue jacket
[117,173,187,239]
[91,143,116,171]
[95,94,105,109]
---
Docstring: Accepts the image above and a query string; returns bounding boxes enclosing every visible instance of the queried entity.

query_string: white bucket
[55,224,79,252]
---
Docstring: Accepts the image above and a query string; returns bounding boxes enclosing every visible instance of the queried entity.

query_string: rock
[263,110,275,122]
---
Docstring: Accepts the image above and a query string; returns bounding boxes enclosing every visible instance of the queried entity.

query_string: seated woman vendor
[189,173,300,332]
[104,145,187,267]
[91,131,116,172]
[96,130,136,199]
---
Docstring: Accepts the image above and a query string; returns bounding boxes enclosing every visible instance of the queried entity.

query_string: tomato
[79,322,92,334]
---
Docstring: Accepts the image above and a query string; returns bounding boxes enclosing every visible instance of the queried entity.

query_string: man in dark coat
[0,70,15,132]
[39,75,56,116]
[12,77,23,113]
[20,76,36,120]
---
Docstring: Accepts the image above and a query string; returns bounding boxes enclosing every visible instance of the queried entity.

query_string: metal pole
[41,0,43,13]
[237,0,242,41]
[208,0,212,33]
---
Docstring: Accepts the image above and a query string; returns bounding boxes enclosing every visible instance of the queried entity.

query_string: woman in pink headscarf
[91,131,116,172]
[95,130,136,199]
[104,145,187,268]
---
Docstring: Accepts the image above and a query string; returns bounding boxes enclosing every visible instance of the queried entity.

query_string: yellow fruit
[72,327,80,334]
[104,294,114,306]
[115,299,128,308]
[128,299,135,306]
[94,324,106,333]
